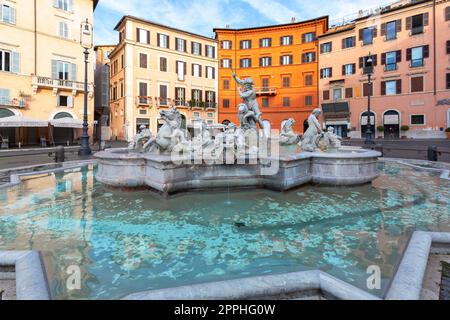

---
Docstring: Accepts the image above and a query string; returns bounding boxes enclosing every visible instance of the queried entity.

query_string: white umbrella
[0,115,48,128]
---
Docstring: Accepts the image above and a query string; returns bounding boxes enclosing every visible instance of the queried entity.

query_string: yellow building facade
[0,0,97,147]
[108,16,218,140]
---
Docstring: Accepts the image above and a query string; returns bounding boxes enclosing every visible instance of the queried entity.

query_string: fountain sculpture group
[96,74,380,195]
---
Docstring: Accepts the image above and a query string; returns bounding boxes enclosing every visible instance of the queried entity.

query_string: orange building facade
[214,17,328,134]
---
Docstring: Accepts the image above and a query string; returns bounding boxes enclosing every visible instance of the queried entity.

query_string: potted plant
[400,125,409,139]
[445,127,450,139]
[376,125,384,139]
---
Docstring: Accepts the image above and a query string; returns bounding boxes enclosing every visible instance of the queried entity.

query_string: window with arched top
[54,112,73,119]
[0,108,14,118]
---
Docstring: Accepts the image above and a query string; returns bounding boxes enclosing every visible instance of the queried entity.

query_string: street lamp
[78,18,93,156]
[363,53,374,145]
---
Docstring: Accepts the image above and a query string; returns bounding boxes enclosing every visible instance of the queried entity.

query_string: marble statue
[143,107,188,153]
[280,118,299,145]
[231,69,265,131]
[299,108,323,152]
[322,126,342,149]
[128,124,152,152]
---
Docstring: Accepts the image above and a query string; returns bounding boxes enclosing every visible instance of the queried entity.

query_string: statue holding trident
[230,67,265,132]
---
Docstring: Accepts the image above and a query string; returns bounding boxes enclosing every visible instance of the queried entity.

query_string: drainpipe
[433,0,436,96]
[34,0,37,75]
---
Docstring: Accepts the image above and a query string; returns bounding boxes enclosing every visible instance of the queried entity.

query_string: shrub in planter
[377,125,384,132]
[400,125,409,139]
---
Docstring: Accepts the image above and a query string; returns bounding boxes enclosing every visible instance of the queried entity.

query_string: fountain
[95,74,380,195]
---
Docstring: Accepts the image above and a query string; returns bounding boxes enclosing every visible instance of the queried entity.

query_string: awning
[50,118,83,128]
[321,102,350,120]
[0,116,48,127]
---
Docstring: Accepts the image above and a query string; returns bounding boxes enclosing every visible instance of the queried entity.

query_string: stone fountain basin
[94,147,381,195]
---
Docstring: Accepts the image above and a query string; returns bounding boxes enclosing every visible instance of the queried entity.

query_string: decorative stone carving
[280,118,299,145]
[128,124,152,152]
[321,126,342,150]
[299,108,323,152]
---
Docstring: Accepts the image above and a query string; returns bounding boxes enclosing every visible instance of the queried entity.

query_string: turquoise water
[0,162,449,299]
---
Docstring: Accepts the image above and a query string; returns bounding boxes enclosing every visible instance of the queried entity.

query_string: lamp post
[78,19,93,156]
[364,53,374,145]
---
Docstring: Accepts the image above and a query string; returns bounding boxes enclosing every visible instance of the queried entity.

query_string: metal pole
[78,48,91,156]
[365,73,373,145]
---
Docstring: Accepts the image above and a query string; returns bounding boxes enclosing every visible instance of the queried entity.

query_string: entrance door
[361,112,375,139]
[383,110,400,139]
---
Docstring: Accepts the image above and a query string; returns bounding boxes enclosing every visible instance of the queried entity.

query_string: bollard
[427,145,438,162]
[374,144,383,157]
[55,145,65,163]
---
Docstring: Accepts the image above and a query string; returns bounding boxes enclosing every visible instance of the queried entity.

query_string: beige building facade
[318,0,450,139]
[0,0,97,147]
[108,16,218,141]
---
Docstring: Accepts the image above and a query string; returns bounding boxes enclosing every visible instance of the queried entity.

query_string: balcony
[255,87,277,96]
[31,76,94,98]
[0,97,28,108]
[136,96,152,107]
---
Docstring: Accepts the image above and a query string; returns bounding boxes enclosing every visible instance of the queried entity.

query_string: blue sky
[94,0,394,45]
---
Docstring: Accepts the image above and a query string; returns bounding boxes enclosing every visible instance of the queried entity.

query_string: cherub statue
[128,124,152,152]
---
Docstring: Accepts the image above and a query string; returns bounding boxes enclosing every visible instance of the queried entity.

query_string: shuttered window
[159,85,167,105]
[259,38,271,48]
[160,57,167,72]
[223,99,230,108]
[139,53,147,68]
[282,97,290,107]
[342,36,356,49]
[305,95,313,105]
[302,32,316,43]
[320,42,332,53]
[137,28,150,44]
[411,76,424,92]
[446,7,450,21]
[223,79,229,90]
[323,90,330,100]
[280,36,293,46]
[305,74,313,86]
[192,42,201,55]
[175,38,187,52]
[157,33,169,48]
[282,77,290,88]
[345,87,353,98]
[259,57,271,67]
[1,3,16,24]
[58,21,69,39]
[54,0,73,12]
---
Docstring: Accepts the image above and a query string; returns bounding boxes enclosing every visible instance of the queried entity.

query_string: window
[221,59,231,68]
[260,38,271,48]
[280,36,293,46]
[342,36,356,49]
[138,82,148,104]
[192,64,201,77]
[361,27,376,45]
[305,95,313,105]
[280,55,293,65]
[139,53,147,68]
[384,20,399,41]
[363,83,372,97]
[411,115,425,125]
[192,42,201,55]
[191,89,202,106]
[343,63,355,75]
[447,40,450,54]
[175,87,186,106]
[120,81,124,98]
[261,97,269,107]
[137,28,150,44]
[158,33,169,48]
[57,95,73,107]
[223,79,229,90]
[261,78,269,90]
[320,68,332,79]
[223,99,230,108]
[345,87,353,98]
[240,58,251,68]
[160,57,167,72]
[58,21,69,39]
[206,66,215,79]
[333,88,342,100]
[305,74,313,86]
[408,46,427,67]
[176,38,186,52]
[446,6,450,21]
[159,85,168,105]
[0,49,12,72]
[282,76,290,88]
[259,57,271,67]
[205,91,216,108]
[283,97,290,107]
[302,32,316,43]
[411,76,424,92]
[176,61,186,81]
[302,52,315,63]
[1,4,16,24]
[320,42,332,54]
[359,54,378,70]
[383,51,400,71]
[205,45,215,58]
[221,40,232,50]
[240,40,251,49]
[56,61,73,80]
[446,73,450,89]
[54,0,71,12]
[323,90,330,100]
[408,13,428,35]
[381,79,401,95]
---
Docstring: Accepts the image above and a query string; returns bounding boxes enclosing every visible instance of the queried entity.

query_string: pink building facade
[318,0,450,139]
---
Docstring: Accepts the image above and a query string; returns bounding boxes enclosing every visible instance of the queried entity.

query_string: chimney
[291,17,296,23]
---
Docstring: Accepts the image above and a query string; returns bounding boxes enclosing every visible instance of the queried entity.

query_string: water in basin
[0,162,448,299]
